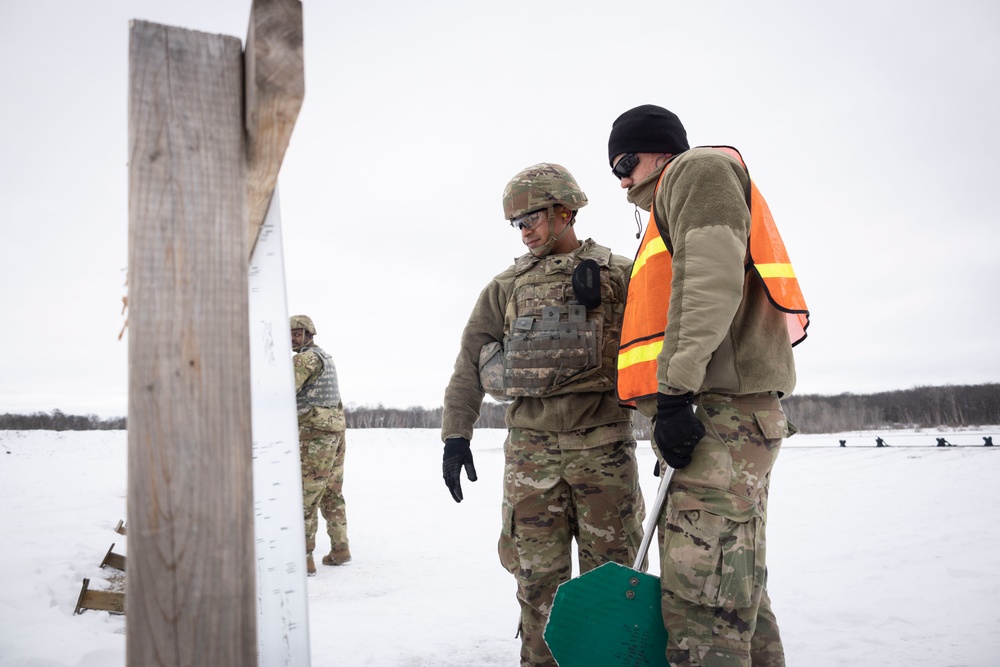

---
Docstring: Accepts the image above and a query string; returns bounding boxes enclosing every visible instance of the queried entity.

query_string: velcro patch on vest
[503,311,598,391]
[492,244,621,398]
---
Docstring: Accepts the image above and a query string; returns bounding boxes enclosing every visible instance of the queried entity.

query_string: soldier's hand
[653,392,705,469]
[443,437,477,503]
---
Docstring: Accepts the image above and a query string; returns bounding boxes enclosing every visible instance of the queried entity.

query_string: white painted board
[248,186,311,666]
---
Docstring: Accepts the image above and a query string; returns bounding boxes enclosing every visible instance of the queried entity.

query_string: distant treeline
[0,409,127,431]
[4,384,998,434]
[782,383,1000,433]
[345,383,1000,436]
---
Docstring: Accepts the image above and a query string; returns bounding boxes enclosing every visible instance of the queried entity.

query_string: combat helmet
[289,314,316,335]
[502,163,588,221]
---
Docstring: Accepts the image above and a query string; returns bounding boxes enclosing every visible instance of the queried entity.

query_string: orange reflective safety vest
[616,146,809,405]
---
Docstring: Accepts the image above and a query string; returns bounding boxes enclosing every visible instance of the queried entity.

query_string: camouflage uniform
[653,392,792,667]
[318,430,350,556]
[443,243,644,666]
[499,425,644,666]
[293,341,348,559]
[443,163,646,666]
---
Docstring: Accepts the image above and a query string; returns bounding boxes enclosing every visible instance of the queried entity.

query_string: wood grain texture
[245,0,304,258]
[127,19,256,666]
[75,578,126,615]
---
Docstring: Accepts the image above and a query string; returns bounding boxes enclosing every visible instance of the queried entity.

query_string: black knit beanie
[607,105,690,166]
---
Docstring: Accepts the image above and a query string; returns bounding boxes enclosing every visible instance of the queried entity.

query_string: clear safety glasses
[510,209,547,232]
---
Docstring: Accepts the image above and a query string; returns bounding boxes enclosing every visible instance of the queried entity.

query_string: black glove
[653,392,705,469]
[443,437,478,503]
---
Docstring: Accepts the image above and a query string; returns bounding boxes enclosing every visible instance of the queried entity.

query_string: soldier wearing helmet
[502,162,589,259]
[441,163,645,666]
[290,314,316,350]
[290,314,350,575]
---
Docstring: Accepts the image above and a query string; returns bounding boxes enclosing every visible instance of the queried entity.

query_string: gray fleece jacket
[627,147,797,417]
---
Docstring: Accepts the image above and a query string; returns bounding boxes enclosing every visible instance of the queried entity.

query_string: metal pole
[632,465,675,571]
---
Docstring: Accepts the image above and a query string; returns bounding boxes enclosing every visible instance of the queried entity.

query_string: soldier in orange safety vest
[607,104,809,667]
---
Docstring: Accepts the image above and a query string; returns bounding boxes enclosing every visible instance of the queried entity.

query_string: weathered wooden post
[126,0,303,664]
[245,0,304,258]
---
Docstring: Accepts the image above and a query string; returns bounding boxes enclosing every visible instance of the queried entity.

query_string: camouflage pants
[300,429,345,555]
[654,392,790,667]
[317,431,349,552]
[499,423,645,667]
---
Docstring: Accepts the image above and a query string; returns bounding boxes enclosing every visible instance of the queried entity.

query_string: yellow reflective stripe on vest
[631,235,667,278]
[755,263,796,279]
[617,338,663,370]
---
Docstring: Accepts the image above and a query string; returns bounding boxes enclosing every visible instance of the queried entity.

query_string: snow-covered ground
[1,426,998,666]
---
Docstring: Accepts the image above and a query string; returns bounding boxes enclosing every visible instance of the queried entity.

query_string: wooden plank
[100,542,127,571]
[127,20,256,666]
[75,578,126,615]
[245,0,304,258]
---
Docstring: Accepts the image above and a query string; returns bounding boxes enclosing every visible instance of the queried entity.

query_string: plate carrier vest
[479,241,624,400]
[296,344,342,414]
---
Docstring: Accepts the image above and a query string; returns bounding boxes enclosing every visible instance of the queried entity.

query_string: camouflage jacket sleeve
[441,269,514,442]
[608,252,633,301]
[293,350,324,394]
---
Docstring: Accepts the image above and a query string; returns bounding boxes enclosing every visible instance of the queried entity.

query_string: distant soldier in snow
[984,436,994,447]
[839,439,847,447]
[291,315,350,575]
[876,437,888,447]
[441,163,644,667]
[936,438,954,447]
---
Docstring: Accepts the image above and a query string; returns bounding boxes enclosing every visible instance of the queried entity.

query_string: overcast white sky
[1,0,998,418]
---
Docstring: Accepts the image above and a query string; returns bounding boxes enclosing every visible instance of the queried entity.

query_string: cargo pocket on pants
[661,507,758,610]
[498,498,519,575]
[618,488,646,566]
[752,409,796,440]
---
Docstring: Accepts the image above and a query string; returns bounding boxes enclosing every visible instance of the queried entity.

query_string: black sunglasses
[611,153,639,180]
